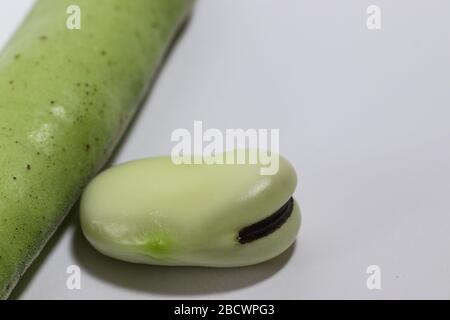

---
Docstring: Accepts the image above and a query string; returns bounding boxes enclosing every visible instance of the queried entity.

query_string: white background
[3,0,450,299]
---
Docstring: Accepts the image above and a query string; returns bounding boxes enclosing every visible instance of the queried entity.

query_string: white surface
[3,0,450,299]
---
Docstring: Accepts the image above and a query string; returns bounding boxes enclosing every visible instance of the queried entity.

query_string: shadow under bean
[71,220,296,296]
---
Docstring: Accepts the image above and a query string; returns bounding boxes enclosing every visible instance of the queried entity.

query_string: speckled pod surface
[0,0,193,299]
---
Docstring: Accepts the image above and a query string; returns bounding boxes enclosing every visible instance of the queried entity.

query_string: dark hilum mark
[238,197,294,244]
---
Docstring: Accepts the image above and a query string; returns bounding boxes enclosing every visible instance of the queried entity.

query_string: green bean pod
[0,0,193,299]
